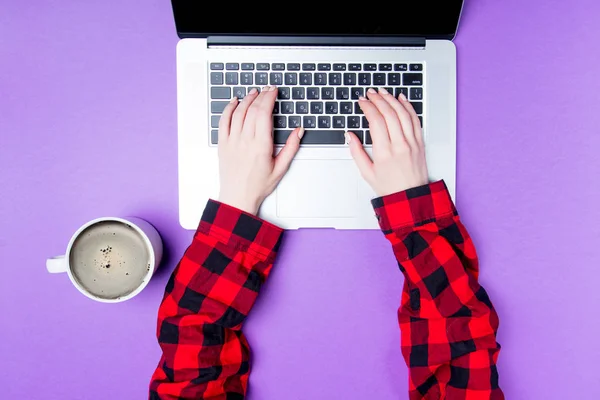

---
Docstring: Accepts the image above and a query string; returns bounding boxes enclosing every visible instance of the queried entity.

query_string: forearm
[374,181,504,399]
[149,200,283,400]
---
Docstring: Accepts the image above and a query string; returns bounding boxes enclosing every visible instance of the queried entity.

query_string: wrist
[217,194,261,215]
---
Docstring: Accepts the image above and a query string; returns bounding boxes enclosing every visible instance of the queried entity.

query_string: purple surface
[1,0,599,398]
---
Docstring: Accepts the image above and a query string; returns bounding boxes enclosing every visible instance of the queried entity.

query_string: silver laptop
[173,1,463,230]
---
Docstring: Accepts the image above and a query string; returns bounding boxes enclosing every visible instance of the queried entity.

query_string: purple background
[1,0,599,398]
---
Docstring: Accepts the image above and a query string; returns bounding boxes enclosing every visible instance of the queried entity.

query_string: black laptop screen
[171,1,465,41]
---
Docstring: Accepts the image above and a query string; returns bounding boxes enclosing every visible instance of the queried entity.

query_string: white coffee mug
[46,217,163,303]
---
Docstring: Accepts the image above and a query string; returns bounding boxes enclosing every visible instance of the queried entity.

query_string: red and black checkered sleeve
[149,200,283,400]
[373,180,504,400]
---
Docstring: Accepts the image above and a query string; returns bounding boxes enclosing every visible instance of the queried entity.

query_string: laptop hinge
[207,36,426,47]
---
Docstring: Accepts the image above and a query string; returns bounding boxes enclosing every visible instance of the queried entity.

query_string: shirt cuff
[371,180,457,234]
[196,199,284,264]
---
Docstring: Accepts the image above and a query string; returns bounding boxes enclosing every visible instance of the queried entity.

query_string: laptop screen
[171,1,465,41]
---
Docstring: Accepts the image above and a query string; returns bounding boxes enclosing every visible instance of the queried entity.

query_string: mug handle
[46,256,68,273]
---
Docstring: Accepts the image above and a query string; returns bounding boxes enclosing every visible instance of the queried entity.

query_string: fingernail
[263,86,270,92]
[399,93,407,102]
[368,88,377,94]
[358,96,367,101]
[249,88,258,95]
[297,127,305,139]
[379,87,388,95]
[345,132,351,144]
[269,86,277,91]
[230,97,238,103]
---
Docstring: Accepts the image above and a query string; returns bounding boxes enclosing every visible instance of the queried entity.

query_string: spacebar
[274,130,346,145]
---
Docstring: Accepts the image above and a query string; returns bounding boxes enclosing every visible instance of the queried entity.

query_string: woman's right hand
[346,88,429,197]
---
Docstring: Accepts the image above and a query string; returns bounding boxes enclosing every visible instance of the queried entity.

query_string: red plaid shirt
[149,181,503,399]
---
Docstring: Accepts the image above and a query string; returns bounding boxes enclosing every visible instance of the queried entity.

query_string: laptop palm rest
[276,160,358,218]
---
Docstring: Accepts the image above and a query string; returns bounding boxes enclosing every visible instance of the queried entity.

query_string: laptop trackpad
[276,160,358,218]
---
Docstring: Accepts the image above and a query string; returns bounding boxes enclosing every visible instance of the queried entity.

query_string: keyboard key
[379,64,392,71]
[226,63,239,70]
[210,87,231,99]
[410,102,423,114]
[365,130,372,144]
[362,116,369,128]
[303,116,316,128]
[355,102,363,114]
[336,87,349,100]
[275,129,345,144]
[285,73,298,85]
[388,73,401,85]
[278,87,291,100]
[241,63,255,70]
[329,73,342,85]
[210,72,224,85]
[287,63,301,71]
[232,87,246,99]
[352,130,364,143]
[307,87,320,99]
[410,64,423,71]
[373,73,386,85]
[311,102,324,114]
[340,102,353,114]
[226,72,238,85]
[384,87,394,95]
[358,73,371,85]
[292,87,305,99]
[344,73,357,86]
[211,115,221,128]
[410,87,423,100]
[318,63,331,71]
[300,73,312,85]
[349,64,362,71]
[248,86,260,93]
[418,116,423,127]
[281,101,294,114]
[364,64,377,71]
[302,63,316,71]
[289,116,301,128]
[395,87,409,98]
[270,72,283,85]
[325,102,338,114]
[257,63,270,70]
[315,73,327,85]
[241,72,253,85]
[296,102,309,114]
[210,63,224,70]
[256,72,268,85]
[347,116,360,128]
[321,88,334,99]
[211,101,229,114]
[272,63,285,70]
[211,130,218,144]
[273,102,279,114]
[403,73,423,85]
[318,116,331,128]
[333,116,345,128]
[394,63,408,71]
[351,87,364,100]
[333,64,346,71]
[274,116,287,128]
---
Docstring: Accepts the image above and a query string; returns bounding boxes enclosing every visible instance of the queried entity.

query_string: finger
[379,89,416,148]
[398,93,424,148]
[218,97,239,144]
[239,87,261,137]
[366,88,406,147]
[230,88,261,138]
[255,86,279,142]
[273,127,303,179]
[345,131,374,183]
[358,96,390,151]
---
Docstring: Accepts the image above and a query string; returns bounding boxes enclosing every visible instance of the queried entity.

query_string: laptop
[173,1,463,230]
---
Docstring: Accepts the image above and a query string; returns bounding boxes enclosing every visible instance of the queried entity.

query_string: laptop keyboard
[209,62,424,145]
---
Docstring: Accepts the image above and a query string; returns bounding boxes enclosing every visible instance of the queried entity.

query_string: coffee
[69,221,151,300]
